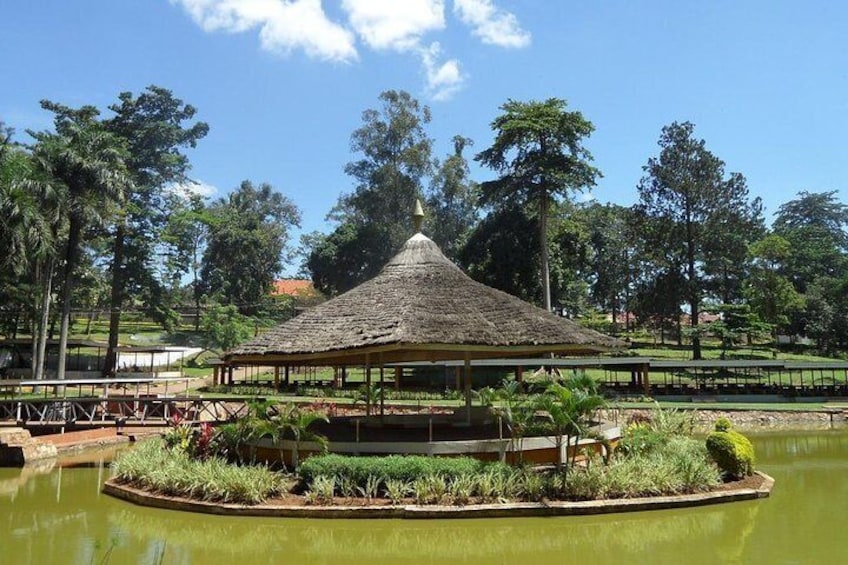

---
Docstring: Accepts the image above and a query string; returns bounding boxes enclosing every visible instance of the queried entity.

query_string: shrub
[562,436,719,500]
[304,476,335,505]
[111,439,287,504]
[298,454,494,486]
[384,478,412,504]
[705,430,755,479]
[714,416,733,432]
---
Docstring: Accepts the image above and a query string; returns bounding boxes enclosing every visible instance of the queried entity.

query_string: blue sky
[2,1,847,272]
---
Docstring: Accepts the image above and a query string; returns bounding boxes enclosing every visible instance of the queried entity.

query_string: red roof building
[271,279,317,297]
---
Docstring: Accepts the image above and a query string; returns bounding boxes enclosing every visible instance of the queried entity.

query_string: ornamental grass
[111,439,288,505]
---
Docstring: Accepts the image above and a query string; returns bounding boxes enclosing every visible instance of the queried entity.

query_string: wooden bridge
[0,377,252,428]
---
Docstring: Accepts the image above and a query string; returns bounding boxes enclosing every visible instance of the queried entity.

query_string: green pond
[2,431,847,564]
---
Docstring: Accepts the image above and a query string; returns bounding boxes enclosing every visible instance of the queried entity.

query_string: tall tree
[744,234,804,339]
[162,191,210,331]
[635,121,760,359]
[202,181,300,315]
[475,98,600,311]
[460,204,540,303]
[582,203,635,330]
[1,125,65,378]
[101,85,208,375]
[773,191,848,294]
[308,90,433,295]
[425,135,479,261]
[701,175,764,304]
[31,102,130,379]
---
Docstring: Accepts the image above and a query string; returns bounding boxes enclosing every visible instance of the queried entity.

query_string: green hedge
[298,454,502,485]
[705,430,755,478]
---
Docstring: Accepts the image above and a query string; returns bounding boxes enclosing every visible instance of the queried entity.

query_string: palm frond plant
[271,403,329,470]
[536,375,606,473]
[492,378,535,464]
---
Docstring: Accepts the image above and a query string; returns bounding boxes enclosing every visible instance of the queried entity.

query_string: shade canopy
[226,233,623,366]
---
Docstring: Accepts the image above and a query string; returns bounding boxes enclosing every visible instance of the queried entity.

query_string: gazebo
[226,212,622,421]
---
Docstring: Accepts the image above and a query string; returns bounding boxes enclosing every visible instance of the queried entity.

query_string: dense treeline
[305,90,848,360]
[3,87,848,372]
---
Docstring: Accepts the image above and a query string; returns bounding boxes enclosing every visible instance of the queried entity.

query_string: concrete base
[103,471,774,520]
[0,427,58,467]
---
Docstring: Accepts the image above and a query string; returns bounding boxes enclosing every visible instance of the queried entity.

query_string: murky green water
[2,432,847,564]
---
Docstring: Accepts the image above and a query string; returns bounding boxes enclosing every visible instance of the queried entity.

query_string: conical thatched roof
[227,233,623,365]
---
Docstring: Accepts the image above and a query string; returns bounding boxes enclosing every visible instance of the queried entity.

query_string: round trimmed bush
[714,416,733,432]
[705,429,755,479]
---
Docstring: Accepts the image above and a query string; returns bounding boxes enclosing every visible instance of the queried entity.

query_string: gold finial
[413,199,424,233]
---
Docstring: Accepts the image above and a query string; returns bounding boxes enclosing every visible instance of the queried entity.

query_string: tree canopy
[475,98,600,311]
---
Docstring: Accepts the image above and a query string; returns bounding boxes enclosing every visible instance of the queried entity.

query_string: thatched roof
[227,233,623,365]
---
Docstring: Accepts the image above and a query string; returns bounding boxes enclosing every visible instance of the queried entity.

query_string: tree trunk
[57,217,82,381]
[539,191,551,312]
[35,258,54,381]
[31,262,40,378]
[104,221,126,377]
[685,211,701,359]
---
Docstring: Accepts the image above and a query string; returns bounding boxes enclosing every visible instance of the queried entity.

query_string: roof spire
[413,199,424,233]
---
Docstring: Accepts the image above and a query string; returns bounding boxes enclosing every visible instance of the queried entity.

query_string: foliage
[745,234,804,336]
[31,101,132,379]
[307,90,433,295]
[111,438,287,504]
[534,375,606,470]
[199,302,254,353]
[581,203,636,329]
[773,190,848,294]
[101,86,209,370]
[459,203,540,302]
[635,121,763,358]
[298,454,494,486]
[425,135,479,260]
[616,405,696,456]
[566,437,720,500]
[202,181,301,315]
[705,420,755,479]
[476,97,601,311]
[162,415,215,460]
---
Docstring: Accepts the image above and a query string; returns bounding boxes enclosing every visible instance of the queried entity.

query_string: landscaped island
[105,377,772,517]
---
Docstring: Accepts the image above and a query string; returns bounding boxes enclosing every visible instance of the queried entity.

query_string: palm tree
[536,374,606,472]
[0,127,61,381]
[272,403,329,470]
[31,103,131,380]
[493,378,535,465]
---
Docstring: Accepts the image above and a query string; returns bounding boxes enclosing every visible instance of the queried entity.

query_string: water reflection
[2,432,847,564]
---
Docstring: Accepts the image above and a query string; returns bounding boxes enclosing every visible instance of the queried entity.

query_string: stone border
[103,472,773,520]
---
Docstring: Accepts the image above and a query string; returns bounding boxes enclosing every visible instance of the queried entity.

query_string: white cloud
[420,42,465,101]
[341,0,445,51]
[576,190,596,203]
[168,179,219,198]
[453,0,530,48]
[172,0,358,62]
[173,0,532,101]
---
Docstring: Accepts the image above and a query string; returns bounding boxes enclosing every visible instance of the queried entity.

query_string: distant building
[272,279,317,298]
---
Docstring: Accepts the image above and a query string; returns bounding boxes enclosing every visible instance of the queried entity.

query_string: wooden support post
[212,366,219,386]
[227,365,234,385]
[273,366,280,390]
[284,365,290,386]
[341,366,347,387]
[394,367,401,391]
[464,354,472,424]
[642,363,650,396]
[454,366,461,391]
[365,354,372,417]
[379,364,385,418]
[515,366,524,384]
